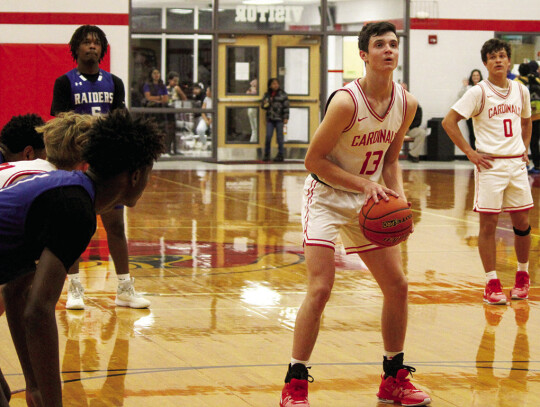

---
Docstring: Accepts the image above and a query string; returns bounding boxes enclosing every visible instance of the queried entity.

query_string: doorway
[217,35,320,161]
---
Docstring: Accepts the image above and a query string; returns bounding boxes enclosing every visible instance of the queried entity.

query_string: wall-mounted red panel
[0,44,110,129]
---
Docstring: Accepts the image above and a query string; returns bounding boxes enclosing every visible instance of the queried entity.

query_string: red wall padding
[0,44,110,129]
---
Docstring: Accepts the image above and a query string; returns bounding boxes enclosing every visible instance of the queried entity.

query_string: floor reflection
[473,302,530,406]
[58,307,151,406]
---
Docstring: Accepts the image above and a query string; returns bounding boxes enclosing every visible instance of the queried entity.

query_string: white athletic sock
[384,350,403,359]
[68,274,80,282]
[290,358,309,367]
[485,271,498,282]
[517,262,529,273]
[117,273,131,282]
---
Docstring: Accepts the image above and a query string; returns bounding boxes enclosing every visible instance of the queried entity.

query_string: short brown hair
[358,22,397,52]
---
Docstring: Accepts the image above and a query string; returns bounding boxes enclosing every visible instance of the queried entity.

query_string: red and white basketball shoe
[377,368,431,406]
[483,279,508,305]
[510,271,530,300]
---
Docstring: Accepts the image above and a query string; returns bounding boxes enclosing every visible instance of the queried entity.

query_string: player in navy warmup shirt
[0,109,164,406]
[50,25,125,116]
[50,25,150,310]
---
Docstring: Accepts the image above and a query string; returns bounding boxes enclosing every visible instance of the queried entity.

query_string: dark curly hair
[480,38,511,63]
[0,113,45,154]
[358,21,397,52]
[82,109,165,179]
[70,25,109,62]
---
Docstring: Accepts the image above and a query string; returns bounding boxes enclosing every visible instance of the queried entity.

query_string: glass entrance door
[217,34,320,161]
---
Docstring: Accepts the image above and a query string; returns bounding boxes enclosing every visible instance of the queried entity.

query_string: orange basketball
[359,195,413,247]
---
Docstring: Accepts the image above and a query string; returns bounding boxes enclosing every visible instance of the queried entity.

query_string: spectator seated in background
[195,86,212,150]
[402,83,426,163]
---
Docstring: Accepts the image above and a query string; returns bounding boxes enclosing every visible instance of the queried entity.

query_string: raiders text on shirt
[74,92,114,105]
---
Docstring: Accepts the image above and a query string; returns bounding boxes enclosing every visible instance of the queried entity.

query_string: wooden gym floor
[1,159,540,406]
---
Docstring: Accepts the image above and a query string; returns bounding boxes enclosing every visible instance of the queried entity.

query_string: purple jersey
[67,68,115,115]
[0,170,95,253]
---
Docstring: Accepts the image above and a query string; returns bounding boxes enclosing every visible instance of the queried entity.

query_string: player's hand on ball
[362,181,398,206]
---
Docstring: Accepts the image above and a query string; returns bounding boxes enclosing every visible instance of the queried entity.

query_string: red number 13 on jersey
[359,150,383,175]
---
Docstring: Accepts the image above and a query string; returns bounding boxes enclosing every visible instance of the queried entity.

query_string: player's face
[78,33,102,64]
[484,49,510,77]
[123,164,153,207]
[361,32,399,71]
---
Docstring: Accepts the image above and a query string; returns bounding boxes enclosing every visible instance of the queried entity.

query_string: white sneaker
[115,278,150,309]
[66,280,85,310]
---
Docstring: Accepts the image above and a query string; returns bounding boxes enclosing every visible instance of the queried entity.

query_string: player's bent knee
[381,276,408,298]
[308,284,333,308]
[513,225,531,236]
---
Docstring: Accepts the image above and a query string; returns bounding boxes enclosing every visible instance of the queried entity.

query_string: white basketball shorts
[474,156,533,213]
[302,174,380,254]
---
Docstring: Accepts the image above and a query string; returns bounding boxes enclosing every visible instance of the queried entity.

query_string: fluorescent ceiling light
[169,8,193,14]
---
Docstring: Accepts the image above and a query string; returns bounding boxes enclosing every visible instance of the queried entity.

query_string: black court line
[9,359,540,393]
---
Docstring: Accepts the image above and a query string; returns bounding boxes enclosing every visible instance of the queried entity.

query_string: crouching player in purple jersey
[279,22,430,407]
[443,39,533,305]
[0,109,164,406]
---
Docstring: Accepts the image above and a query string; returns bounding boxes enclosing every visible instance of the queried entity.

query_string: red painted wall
[0,44,110,128]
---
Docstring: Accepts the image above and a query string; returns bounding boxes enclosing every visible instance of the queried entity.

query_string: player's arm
[381,91,418,200]
[6,187,95,407]
[521,117,532,164]
[304,91,398,203]
[520,84,533,163]
[50,75,73,116]
[111,75,126,111]
[19,249,67,406]
[442,109,493,169]
[2,273,43,406]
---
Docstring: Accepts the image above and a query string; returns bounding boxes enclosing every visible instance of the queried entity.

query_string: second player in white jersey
[319,80,407,191]
[0,159,56,188]
[442,38,533,307]
[452,79,531,156]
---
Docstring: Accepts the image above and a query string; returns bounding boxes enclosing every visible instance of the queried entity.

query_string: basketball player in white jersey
[0,113,93,189]
[279,22,431,407]
[442,38,533,305]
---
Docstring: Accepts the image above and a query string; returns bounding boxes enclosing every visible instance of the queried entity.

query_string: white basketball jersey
[453,79,531,156]
[319,80,407,192]
[0,159,56,188]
